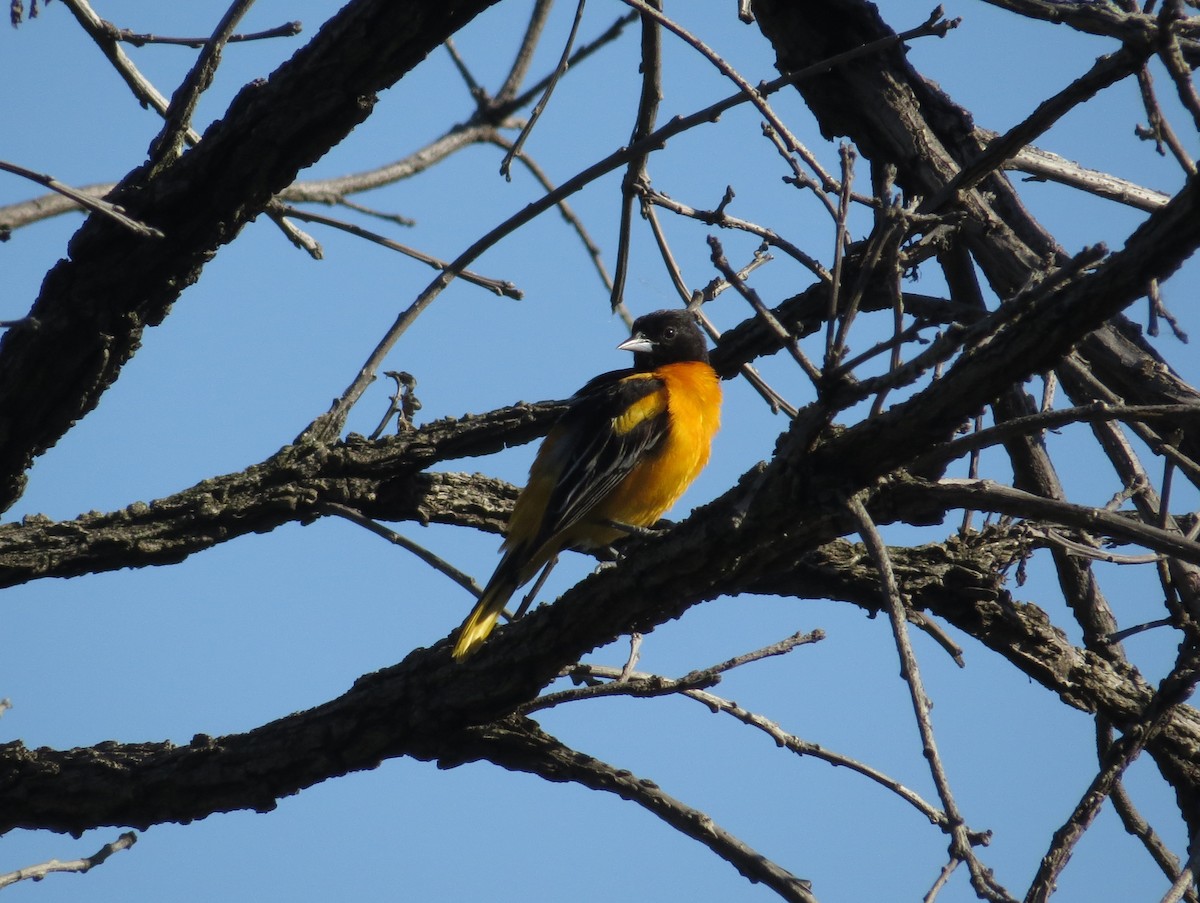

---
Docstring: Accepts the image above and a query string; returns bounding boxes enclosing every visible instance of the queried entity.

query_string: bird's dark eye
[663,326,677,340]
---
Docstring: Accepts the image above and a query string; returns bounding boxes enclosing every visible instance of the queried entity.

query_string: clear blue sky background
[2,1,1199,901]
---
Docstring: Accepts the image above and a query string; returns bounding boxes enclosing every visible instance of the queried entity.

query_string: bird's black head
[617,309,709,370]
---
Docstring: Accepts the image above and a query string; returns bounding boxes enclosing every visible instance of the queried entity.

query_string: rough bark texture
[0,0,501,512]
[4,0,1200,895]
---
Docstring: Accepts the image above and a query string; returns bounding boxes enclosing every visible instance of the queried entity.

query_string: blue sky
[2,1,1199,901]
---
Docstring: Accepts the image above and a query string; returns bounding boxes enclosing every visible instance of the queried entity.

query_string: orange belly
[593,360,721,528]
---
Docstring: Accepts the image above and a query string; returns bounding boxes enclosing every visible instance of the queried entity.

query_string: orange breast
[594,361,721,528]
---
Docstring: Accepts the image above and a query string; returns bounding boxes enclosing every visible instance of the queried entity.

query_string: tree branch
[0,402,563,588]
[0,0,504,512]
[0,832,137,890]
[453,716,818,902]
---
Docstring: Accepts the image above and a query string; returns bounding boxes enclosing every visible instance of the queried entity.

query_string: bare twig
[700,629,825,675]
[1148,278,1190,343]
[845,493,1013,902]
[495,0,555,105]
[708,235,823,385]
[926,858,961,903]
[916,403,1200,471]
[1000,138,1172,212]
[610,0,662,322]
[1162,861,1199,903]
[1108,619,1175,644]
[871,163,905,419]
[368,371,422,440]
[826,244,1107,412]
[285,125,509,205]
[524,631,986,844]
[759,121,843,219]
[618,632,643,680]
[974,0,1200,66]
[149,0,258,165]
[491,134,614,296]
[618,0,862,198]
[0,832,137,890]
[1100,722,1200,903]
[1025,646,1200,902]
[498,11,639,117]
[832,192,912,374]
[0,125,503,236]
[59,0,184,128]
[923,47,1147,214]
[830,319,933,377]
[499,0,587,180]
[106,20,301,47]
[300,7,973,441]
[672,243,799,417]
[274,204,521,298]
[266,207,322,258]
[913,478,1200,567]
[472,717,817,902]
[906,609,967,666]
[550,671,961,831]
[320,502,482,600]
[444,36,487,104]
[826,144,856,367]
[0,159,163,238]
[525,665,721,710]
[1066,354,1200,493]
[638,180,831,282]
[51,0,331,260]
[1134,64,1196,173]
[1033,527,1162,565]
[335,199,415,228]
[618,0,790,151]
[1157,0,1200,146]
[640,197,696,306]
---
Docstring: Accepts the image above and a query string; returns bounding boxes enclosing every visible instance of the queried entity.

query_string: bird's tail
[451,572,520,661]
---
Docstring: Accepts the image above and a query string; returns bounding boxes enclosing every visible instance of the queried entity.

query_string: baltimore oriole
[451,308,722,660]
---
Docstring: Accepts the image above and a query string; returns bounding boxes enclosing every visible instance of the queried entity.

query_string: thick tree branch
[6,8,1200,894]
[752,0,1200,483]
[0,401,564,587]
[8,166,1200,829]
[0,0,503,512]
[7,472,1200,841]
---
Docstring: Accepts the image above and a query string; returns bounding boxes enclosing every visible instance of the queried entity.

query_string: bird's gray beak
[617,334,654,353]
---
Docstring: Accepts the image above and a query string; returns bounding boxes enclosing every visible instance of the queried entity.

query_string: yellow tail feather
[451,580,516,660]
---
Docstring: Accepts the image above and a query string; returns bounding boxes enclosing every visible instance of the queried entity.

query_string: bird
[451,308,722,660]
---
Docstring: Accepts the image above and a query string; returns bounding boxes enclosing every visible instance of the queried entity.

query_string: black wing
[532,368,669,544]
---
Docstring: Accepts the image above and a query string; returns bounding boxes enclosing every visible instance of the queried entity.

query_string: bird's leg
[513,555,558,619]
[591,520,667,566]
[602,518,666,539]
